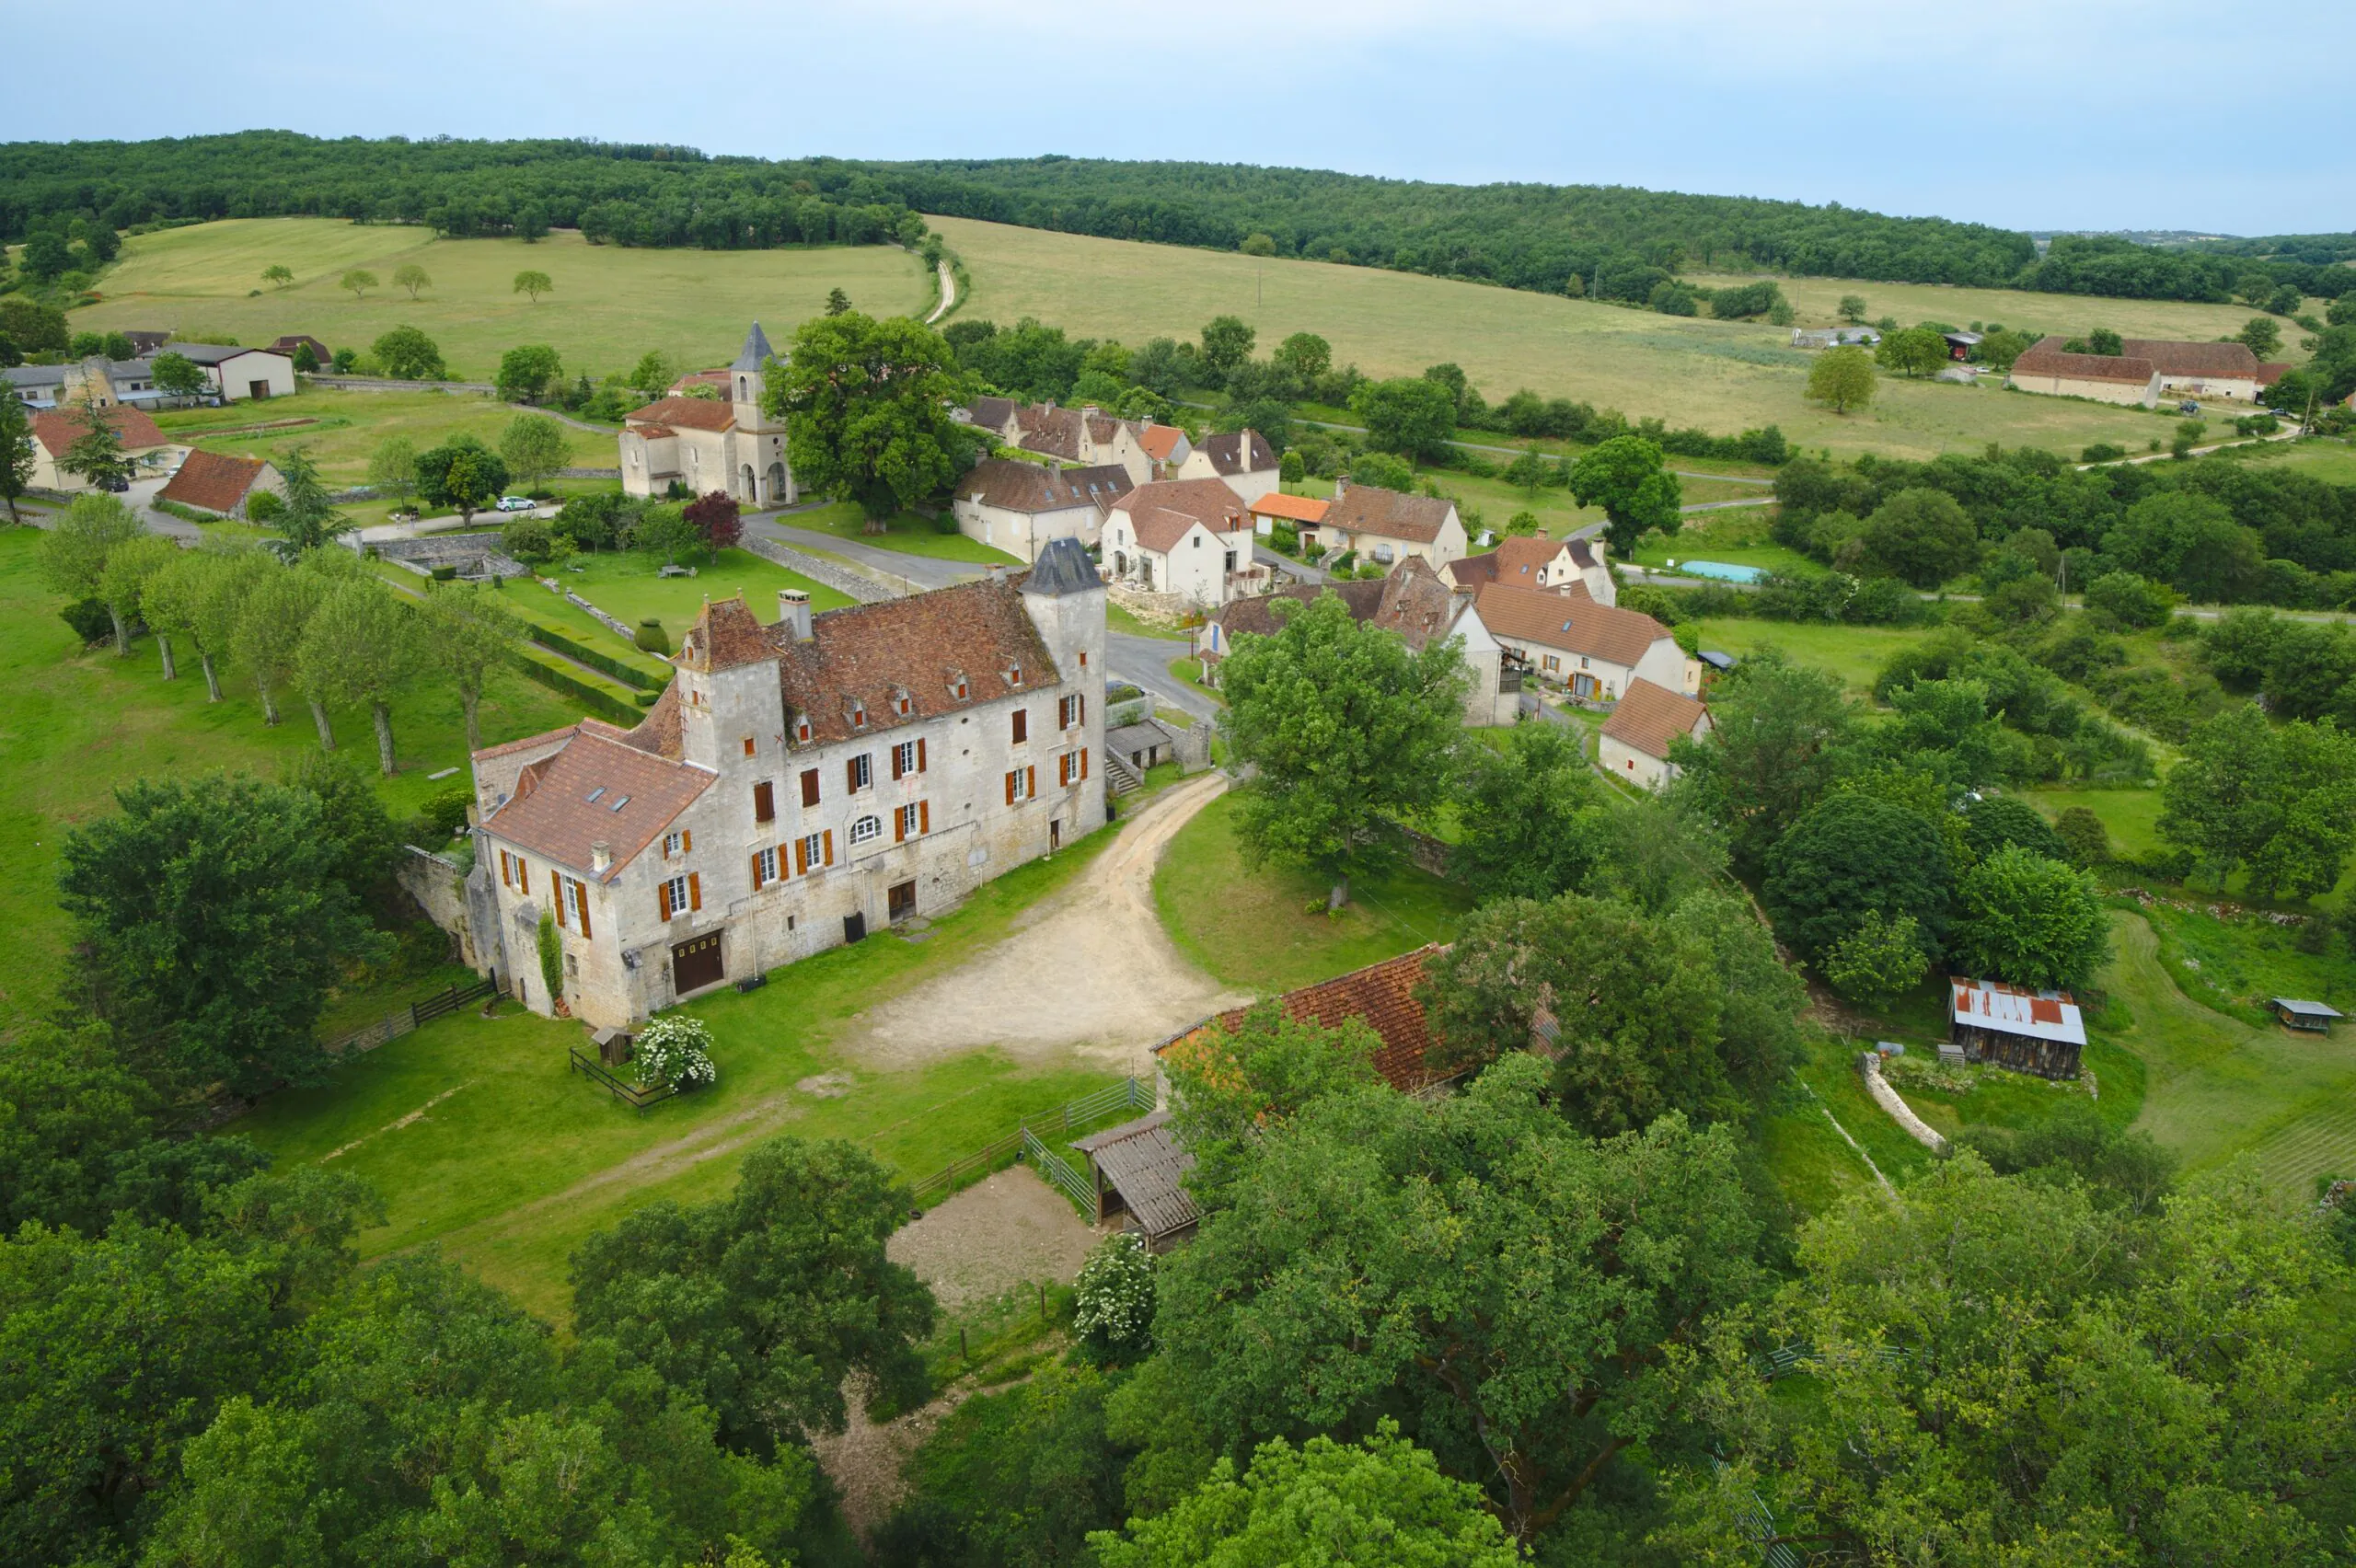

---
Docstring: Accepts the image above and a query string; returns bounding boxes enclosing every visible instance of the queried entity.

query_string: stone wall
[739,535,893,605]
[1106,583,1194,624]
[398,846,481,969]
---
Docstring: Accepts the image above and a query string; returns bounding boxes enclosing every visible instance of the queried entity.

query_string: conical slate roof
[731,322,775,373]
[1024,536,1103,597]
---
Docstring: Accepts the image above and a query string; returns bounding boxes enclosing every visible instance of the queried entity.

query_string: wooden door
[671,933,724,994]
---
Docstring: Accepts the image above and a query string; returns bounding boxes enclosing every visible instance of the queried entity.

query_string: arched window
[849,814,883,846]
[737,376,748,401]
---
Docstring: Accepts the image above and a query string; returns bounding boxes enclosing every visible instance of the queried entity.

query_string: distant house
[1472,581,1695,700]
[1175,430,1280,503]
[1247,490,1327,537]
[972,399,1192,484]
[1597,677,1711,788]
[952,458,1133,562]
[158,449,284,519]
[1101,478,1260,606]
[156,342,297,402]
[1446,533,1613,606]
[1949,977,2085,1079]
[1313,480,1469,570]
[1940,329,1982,361]
[121,330,171,357]
[267,334,333,368]
[618,324,794,505]
[2122,338,2264,401]
[1071,1112,1198,1251]
[27,405,175,490]
[1792,327,1881,349]
[1157,943,1459,1101]
[2269,998,2343,1034]
[2007,344,2162,408]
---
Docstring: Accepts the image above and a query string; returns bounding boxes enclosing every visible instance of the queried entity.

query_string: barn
[1949,977,2086,1079]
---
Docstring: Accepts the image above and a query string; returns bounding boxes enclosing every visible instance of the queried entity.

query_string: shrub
[500,515,555,563]
[2080,443,2127,463]
[2054,806,2110,868]
[1071,1232,1156,1362]
[244,490,284,525]
[420,787,472,838]
[633,618,671,655]
[1278,448,1305,482]
[59,597,113,644]
[537,912,562,1005]
[632,1012,718,1090]
[2085,571,2177,630]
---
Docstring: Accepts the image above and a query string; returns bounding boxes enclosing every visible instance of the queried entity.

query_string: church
[618,323,797,506]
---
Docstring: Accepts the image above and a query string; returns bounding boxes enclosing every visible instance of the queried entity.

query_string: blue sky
[7,0,2350,236]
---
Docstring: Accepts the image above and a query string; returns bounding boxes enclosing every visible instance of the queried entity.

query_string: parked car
[495,495,536,513]
[2177,399,2200,415]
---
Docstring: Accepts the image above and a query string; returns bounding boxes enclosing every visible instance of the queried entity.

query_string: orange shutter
[847,759,859,792]
[1080,747,1089,780]
[687,872,701,912]
[658,882,671,921]
[1026,766,1036,800]
[891,745,904,781]
[577,885,592,940]
[895,808,906,844]
[750,852,762,890]
[518,861,529,894]
[917,738,927,772]
[1004,769,1016,805]
[822,830,834,867]
[794,837,808,875]
[552,873,567,928]
[682,829,692,853]
[919,800,930,834]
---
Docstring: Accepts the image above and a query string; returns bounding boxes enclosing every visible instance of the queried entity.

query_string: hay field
[73,219,932,382]
[930,215,2294,462]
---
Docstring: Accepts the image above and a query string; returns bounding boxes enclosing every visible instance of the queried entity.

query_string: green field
[1681,617,1944,692]
[2230,437,2356,485]
[156,387,599,484]
[930,215,2283,463]
[75,219,932,383]
[0,526,579,1027]
[1689,270,2326,344]
[2028,787,2167,862]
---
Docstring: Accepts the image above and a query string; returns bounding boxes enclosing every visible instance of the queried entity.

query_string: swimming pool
[1671,559,1768,583]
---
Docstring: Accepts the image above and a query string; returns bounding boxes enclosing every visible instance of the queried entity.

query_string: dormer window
[794,715,813,743]
[894,688,912,716]
[949,673,969,700]
[1005,664,1023,688]
[849,700,868,730]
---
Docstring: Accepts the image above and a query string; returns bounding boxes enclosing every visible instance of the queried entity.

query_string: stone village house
[1446,532,1616,606]
[962,398,1193,484]
[1100,477,1265,606]
[468,539,1107,1029]
[619,324,797,505]
[1472,581,1697,700]
[951,458,1135,562]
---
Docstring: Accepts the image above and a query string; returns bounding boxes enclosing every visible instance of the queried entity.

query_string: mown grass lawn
[1680,617,1943,694]
[238,831,1125,1323]
[780,501,1022,566]
[1152,791,1473,995]
[545,545,857,643]
[2027,787,2166,862]
[0,527,579,1028]
[155,387,595,485]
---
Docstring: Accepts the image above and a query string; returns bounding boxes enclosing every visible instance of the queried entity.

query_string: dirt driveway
[889,1165,1104,1312]
[848,771,1253,1075]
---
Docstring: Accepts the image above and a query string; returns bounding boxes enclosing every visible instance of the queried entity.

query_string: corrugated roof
[1951,977,2086,1045]
[1070,1112,1196,1239]
[2272,998,2345,1019]
[1599,677,1709,761]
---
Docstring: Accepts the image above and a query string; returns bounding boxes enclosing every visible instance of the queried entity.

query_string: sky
[6,0,2351,237]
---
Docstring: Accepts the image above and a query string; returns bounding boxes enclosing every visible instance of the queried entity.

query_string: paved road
[1257,543,1326,583]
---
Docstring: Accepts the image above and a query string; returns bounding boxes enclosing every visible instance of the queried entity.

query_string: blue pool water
[1675,559,1767,583]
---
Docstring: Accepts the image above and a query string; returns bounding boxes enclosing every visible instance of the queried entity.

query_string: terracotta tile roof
[1012,403,1084,461]
[2013,346,2158,386]
[776,578,1060,745]
[1496,534,1567,581]
[965,396,1016,433]
[1446,553,1499,590]
[1113,478,1251,555]
[481,729,714,880]
[677,596,779,673]
[1207,578,1387,640]
[618,685,684,760]
[955,457,1133,513]
[633,423,677,439]
[1325,483,1457,545]
[268,334,332,363]
[625,396,736,433]
[1198,429,1276,476]
[1138,424,1187,462]
[1248,490,1329,524]
[2121,338,2262,378]
[1161,944,1450,1096]
[1364,558,1462,651]
[1599,676,1709,761]
[1084,413,1137,445]
[1476,581,1672,666]
[158,448,270,513]
[473,721,585,762]
[30,404,167,455]
[667,368,732,395]
[2257,363,2291,386]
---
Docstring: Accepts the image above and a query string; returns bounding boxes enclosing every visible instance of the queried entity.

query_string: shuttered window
[751,845,779,890]
[569,878,593,938]
[800,768,820,808]
[1011,709,1027,744]
[660,873,688,920]
[848,754,872,791]
[895,801,929,841]
[753,780,776,823]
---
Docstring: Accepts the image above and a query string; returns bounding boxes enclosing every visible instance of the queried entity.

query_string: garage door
[672,933,724,995]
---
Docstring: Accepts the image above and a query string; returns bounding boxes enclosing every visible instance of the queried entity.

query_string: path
[1184,403,1776,484]
[846,770,1251,1075]
[922,259,957,326]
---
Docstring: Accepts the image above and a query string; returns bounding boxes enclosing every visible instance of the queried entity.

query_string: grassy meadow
[154,387,599,484]
[75,218,933,382]
[930,215,2288,462]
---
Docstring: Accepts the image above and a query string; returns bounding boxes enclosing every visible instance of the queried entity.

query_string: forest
[7,134,2350,306]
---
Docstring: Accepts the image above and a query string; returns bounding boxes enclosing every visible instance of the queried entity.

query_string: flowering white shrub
[1072,1231,1156,1360]
[633,1012,718,1090]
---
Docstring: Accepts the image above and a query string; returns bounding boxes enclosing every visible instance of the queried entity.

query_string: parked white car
[495,495,536,513]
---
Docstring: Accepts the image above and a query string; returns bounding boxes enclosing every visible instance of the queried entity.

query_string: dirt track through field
[846,771,1253,1074]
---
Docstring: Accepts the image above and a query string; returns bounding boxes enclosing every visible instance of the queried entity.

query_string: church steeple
[731,322,776,417]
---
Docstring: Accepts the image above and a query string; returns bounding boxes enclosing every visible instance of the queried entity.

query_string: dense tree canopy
[767,310,972,520]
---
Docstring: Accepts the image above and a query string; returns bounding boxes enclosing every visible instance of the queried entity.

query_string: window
[566,877,593,937]
[1373,544,1394,563]
[951,675,969,700]
[1011,709,1028,744]
[1543,654,1560,672]
[753,780,775,823]
[794,716,813,742]
[795,830,831,873]
[499,848,514,887]
[892,739,925,778]
[659,872,695,920]
[751,845,779,889]
[1057,748,1091,787]
[1579,656,1590,669]
[849,814,883,846]
[850,701,867,730]
[1005,766,1034,803]
[895,691,912,716]
[800,768,820,808]
[848,754,872,791]
[1057,694,1086,729]
[663,830,685,859]
[1078,650,1088,669]
[895,801,930,841]
[742,736,756,757]
[1007,664,1023,687]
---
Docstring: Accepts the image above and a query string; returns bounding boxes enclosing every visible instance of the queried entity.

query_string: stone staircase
[1104,752,1144,796]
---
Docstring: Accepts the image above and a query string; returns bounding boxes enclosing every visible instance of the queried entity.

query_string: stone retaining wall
[1860,1053,1949,1152]
[740,535,893,605]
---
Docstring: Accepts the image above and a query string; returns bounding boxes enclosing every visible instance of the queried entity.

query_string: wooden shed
[1069,1111,1198,1251]
[1949,977,2086,1079]
[2270,998,2344,1034]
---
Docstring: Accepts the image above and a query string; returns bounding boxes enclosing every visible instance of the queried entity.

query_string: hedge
[521,623,664,690]
[509,648,643,726]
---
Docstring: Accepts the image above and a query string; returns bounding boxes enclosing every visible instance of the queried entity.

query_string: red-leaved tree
[684,490,742,554]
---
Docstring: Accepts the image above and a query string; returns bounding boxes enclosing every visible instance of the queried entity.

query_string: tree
[339,268,377,299]
[513,268,553,302]
[823,286,851,317]
[1219,593,1469,907]
[283,750,403,901]
[0,295,70,355]
[420,581,520,750]
[632,503,699,567]
[1805,344,1877,414]
[1450,721,1606,901]
[2084,569,2177,629]
[1669,649,1855,870]
[261,263,294,288]
[1838,294,1869,324]
[269,444,352,551]
[629,349,678,398]
[2238,315,2283,360]
[58,406,138,490]
[495,343,563,405]
[1237,231,1277,258]
[1346,449,1415,491]
[1072,1233,1157,1364]
[230,559,324,728]
[684,490,742,555]
[1091,1424,1519,1568]
[2088,325,2124,355]
[1270,330,1331,391]
[1875,326,1949,378]
[765,310,967,523]
[0,395,32,523]
[2104,490,2263,604]
[370,325,445,381]
[2159,704,2356,900]
[19,228,75,280]
[365,434,420,512]
[1822,908,1929,1008]
[390,262,431,300]
[298,577,425,773]
[497,411,568,490]
[1949,845,2109,989]
[1960,792,2068,867]
[1348,375,1456,463]
[98,535,179,673]
[2054,805,2110,868]
[572,1135,937,1455]
[415,435,510,520]
[58,775,384,1093]
[144,548,231,698]
[150,349,206,402]
[1765,790,1951,964]
[1569,434,1682,556]
[1861,485,1977,587]
[1151,1056,1763,1545]
[1199,315,1256,378]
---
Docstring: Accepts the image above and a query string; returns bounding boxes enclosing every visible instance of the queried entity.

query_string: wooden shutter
[1080,693,1086,724]
[891,745,904,781]
[1012,709,1027,743]
[1057,753,1069,787]
[1025,766,1035,800]
[1080,747,1089,780]
[794,837,808,875]
[750,851,763,890]
[822,830,834,867]
[846,758,860,793]
[917,738,927,773]
[576,884,592,940]
[552,873,567,928]
[895,807,906,843]
[1004,769,1016,805]
[779,841,792,880]
[682,829,692,853]
[919,800,930,834]
[659,836,669,861]
[518,861,529,894]
[687,872,701,912]
[658,881,672,921]
[754,780,775,822]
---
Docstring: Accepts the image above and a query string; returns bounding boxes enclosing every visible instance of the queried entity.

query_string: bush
[419,787,473,838]
[500,515,554,563]
[1071,1232,1156,1362]
[2080,443,2127,463]
[2085,571,2177,630]
[537,912,562,1005]
[632,1012,718,1090]
[244,490,284,525]
[1278,448,1305,482]
[633,618,671,655]
[2054,806,2110,868]
[59,597,113,644]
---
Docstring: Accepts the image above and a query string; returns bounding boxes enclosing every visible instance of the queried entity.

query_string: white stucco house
[1175,430,1280,504]
[952,458,1133,562]
[1311,481,1469,571]
[1597,677,1713,788]
[1446,532,1615,606]
[1473,581,1696,700]
[1101,478,1259,607]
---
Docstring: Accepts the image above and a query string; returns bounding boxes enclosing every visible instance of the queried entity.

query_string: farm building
[2007,345,2162,407]
[2270,998,2343,1034]
[1156,943,1458,1103]
[1598,677,1711,788]
[157,450,283,519]
[1106,717,1179,773]
[1950,977,2086,1079]
[1070,1111,1196,1251]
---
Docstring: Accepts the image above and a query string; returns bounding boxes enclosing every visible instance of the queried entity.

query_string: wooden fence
[568,1047,682,1113]
[907,1077,1153,1207]
[324,977,495,1056]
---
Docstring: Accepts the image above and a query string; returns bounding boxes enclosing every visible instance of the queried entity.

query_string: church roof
[1023,536,1103,597]
[731,321,776,373]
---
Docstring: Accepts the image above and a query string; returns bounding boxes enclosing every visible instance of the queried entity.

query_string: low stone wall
[1107,583,1194,625]
[535,576,637,639]
[740,535,894,605]
[1859,1053,1948,1152]
[398,846,480,968]
[375,532,527,581]
[308,374,499,394]
[558,466,623,479]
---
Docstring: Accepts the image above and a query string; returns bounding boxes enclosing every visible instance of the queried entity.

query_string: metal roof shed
[2270,998,2344,1033]
[1070,1112,1198,1251]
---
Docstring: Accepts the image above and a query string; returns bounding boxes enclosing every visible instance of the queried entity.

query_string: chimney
[1081,404,1101,420]
[590,840,612,875]
[778,588,813,641]
[1334,477,1347,500]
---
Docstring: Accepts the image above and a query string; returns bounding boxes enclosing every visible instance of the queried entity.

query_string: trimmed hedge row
[521,622,664,691]
[509,649,645,726]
